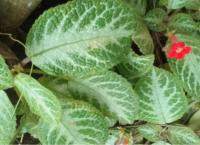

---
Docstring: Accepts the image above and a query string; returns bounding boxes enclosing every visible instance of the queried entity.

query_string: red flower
[166,35,192,60]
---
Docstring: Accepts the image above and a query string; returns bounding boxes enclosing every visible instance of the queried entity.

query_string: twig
[23,68,44,75]
[12,94,23,118]
[0,32,27,49]
[19,133,24,145]
[21,57,31,66]
[10,83,25,144]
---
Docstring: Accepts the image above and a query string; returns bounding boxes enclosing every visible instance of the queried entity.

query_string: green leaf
[144,8,167,32]
[14,73,62,122]
[168,0,188,9]
[0,91,16,145]
[39,76,115,126]
[159,0,188,9]
[40,76,113,127]
[132,17,154,54]
[16,98,29,116]
[169,13,198,34]
[0,55,13,90]
[168,34,200,100]
[39,76,116,126]
[25,0,135,78]
[135,67,188,124]
[152,141,171,145]
[29,100,108,145]
[68,71,139,124]
[138,124,163,142]
[117,52,154,83]
[185,0,200,10]
[159,0,168,8]
[159,0,200,10]
[167,126,200,144]
[20,112,39,134]
[125,0,147,15]
[39,76,72,98]
[193,11,200,21]
[188,110,200,130]
[105,129,133,145]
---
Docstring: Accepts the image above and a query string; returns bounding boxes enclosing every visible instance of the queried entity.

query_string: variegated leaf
[159,0,200,10]
[135,67,187,124]
[29,100,108,145]
[39,76,116,126]
[185,0,200,10]
[168,34,200,100]
[68,71,139,124]
[39,76,72,98]
[14,73,62,122]
[131,17,154,54]
[0,91,16,145]
[159,0,187,9]
[125,0,147,15]
[145,8,167,32]
[0,55,13,90]
[152,141,171,145]
[25,0,135,78]
[188,109,200,130]
[169,13,198,34]
[117,52,154,83]
[138,124,163,142]
[20,112,39,134]
[167,126,200,144]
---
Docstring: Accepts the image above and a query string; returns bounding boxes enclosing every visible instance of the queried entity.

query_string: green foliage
[188,109,200,130]
[67,71,139,125]
[25,0,135,78]
[168,34,200,100]
[117,51,154,83]
[159,0,200,10]
[125,1,154,54]
[28,100,108,145]
[39,76,72,98]
[138,124,163,142]
[125,0,147,15]
[0,55,13,90]
[39,71,139,126]
[152,141,171,145]
[185,0,200,10]
[145,8,167,32]
[168,13,198,34]
[1,0,200,144]
[131,17,154,54]
[167,126,200,144]
[159,0,188,9]
[0,91,16,145]
[14,73,62,122]
[135,67,187,124]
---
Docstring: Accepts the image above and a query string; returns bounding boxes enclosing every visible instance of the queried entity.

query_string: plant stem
[10,124,23,144]
[154,32,165,65]
[19,133,24,145]
[21,57,31,66]
[23,68,45,75]
[0,32,27,49]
